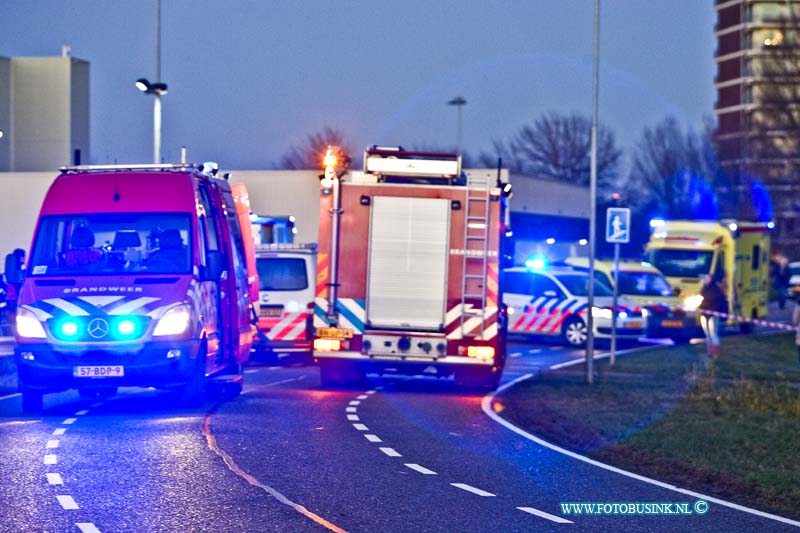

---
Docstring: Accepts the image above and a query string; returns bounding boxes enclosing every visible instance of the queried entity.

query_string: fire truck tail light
[467,346,495,360]
[314,338,342,352]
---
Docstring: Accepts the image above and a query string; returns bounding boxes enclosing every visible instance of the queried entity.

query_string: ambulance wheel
[21,386,43,414]
[563,318,588,347]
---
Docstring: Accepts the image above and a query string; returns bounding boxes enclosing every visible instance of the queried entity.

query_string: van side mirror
[203,250,225,281]
[4,252,24,285]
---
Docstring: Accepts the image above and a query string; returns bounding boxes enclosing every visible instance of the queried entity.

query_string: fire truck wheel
[562,317,588,347]
[319,361,364,388]
[455,367,500,390]
[21,386,44,413]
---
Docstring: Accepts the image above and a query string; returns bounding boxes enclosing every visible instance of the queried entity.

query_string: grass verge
[499,333,800,520]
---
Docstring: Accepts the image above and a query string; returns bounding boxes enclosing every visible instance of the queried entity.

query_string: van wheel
[563,318,588,347]
[21,386,44,414]
[180,356,206,407]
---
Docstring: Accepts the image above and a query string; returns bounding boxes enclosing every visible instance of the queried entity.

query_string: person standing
[793,296,800,365]
[699,274,728,359]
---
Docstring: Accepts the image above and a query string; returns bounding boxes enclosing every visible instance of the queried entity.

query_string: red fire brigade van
[14,163,255,412]
[314,147,510,389]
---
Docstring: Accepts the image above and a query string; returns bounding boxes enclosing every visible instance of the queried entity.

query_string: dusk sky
[1,1,716,170]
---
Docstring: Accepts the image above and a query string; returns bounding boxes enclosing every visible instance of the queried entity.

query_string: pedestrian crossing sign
[606,207,631,244]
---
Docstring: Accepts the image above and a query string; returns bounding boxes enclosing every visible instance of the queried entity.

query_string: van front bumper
[15,340,202,393]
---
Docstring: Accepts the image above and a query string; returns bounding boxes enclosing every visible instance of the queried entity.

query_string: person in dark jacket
[699,274,728,359]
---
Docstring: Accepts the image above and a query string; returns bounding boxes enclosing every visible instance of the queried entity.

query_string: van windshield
[257,258,308,291]
[617,272,673,297]
[29,213,192,276]
[646,249,713,278]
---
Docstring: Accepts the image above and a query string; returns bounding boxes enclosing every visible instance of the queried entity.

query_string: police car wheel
[563,318,588,347]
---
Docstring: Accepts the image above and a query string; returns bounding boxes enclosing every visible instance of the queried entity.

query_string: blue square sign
[606,207,631,244]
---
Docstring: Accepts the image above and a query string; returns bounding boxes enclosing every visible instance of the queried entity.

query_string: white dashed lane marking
[379,447,402,457]
[62,418,77,425]
[451,483,495,497]
[405,464,437,475]
[356,394,368,400]
[346,414,359,421]
[75,410,89,416]
[43,454,57,465]
[46,473,64,485]
[46,440,59,449]
[364,434,382,443]
[348,400,360,406]
[509,352,523,358]
[52,428,67,436]
[353,424,368,431]
[76,523,101,533]
[345,407,357,413]
[517,506,573,524]
[56,495,79,510]
[366,390,377,395]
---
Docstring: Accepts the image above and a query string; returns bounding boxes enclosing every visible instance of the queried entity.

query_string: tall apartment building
[0,55,89,172]
[716,0,800,256]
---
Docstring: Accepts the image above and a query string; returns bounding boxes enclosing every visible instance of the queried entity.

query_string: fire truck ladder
[460,174,492,339]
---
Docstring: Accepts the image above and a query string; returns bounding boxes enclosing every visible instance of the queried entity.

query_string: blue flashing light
[117,319,137,336]
[525,255,548,271]
[60,320,80,337]
[649,218,665,229]
[768,221,775,229]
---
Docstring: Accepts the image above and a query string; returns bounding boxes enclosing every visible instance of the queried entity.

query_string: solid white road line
[0,392,21,401]
[43,454,57,465]
[357,394,368,400]
[364,434,382,443]
[46,440,59,449]
[451,483,495,497]
[76,523,101,533]
[405,463,437,475]
[62,418,77,425]
[56,495,79,510]
[74,410,89,416]
[353,424,368,431]
[346,414,360,421]
[46,473,64,485]
[483,373,800,528]
[518,506,573,524]
[379,447,402,457]
[52,428,67,436]
[348,400,360,406]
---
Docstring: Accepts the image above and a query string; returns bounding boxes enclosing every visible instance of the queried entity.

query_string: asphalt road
[1,334,797,532]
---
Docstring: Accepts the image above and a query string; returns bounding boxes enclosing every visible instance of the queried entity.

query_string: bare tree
[624,117,719,219]
[482,112,621,190]
[275,127,355,170]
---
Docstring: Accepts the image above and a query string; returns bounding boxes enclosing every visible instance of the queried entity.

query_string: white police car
[503,266,648,346]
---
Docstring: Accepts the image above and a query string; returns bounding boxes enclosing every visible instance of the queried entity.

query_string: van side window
[530,275,561,297]
[221,189,248,280]
[198,187,220,256]
[751,245,760,270]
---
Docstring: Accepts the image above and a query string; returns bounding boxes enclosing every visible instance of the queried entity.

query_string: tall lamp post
[136,0,167,164]
[447,96,467,152]
[586,0,600,385]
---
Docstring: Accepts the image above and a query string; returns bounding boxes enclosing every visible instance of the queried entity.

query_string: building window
[753,28,785,48]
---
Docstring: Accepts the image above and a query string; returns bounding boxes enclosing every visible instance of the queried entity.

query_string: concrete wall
[509,173,589,218]
[0,57,10,171]
[0,171,54,257]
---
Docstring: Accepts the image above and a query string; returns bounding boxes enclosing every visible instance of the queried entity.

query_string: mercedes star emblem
[87,318,109,339]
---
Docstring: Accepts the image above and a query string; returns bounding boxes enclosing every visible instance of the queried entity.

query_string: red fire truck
[313,147,509,388]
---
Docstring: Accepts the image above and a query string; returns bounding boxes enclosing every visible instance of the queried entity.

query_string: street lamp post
[136,0,167,164]
[586,0,600,385]
[447,96,467,152]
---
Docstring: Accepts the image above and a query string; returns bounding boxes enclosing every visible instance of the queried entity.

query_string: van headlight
[591,307,613,319]
[153,304,191,337]
[17,308,47,339]
[682,294,704,311]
